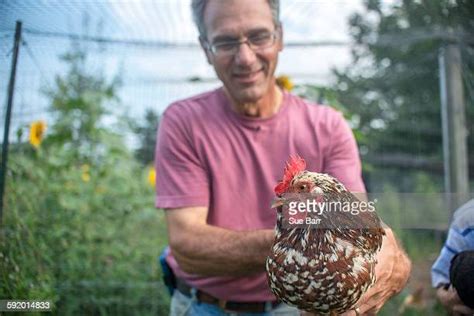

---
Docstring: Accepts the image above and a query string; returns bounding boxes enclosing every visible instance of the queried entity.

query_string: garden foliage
[0,46,169,315]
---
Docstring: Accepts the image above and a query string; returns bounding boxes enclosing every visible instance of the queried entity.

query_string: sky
[106,1,364,82]
[0,0,398,142]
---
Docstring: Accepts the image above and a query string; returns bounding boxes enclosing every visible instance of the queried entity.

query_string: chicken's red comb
[274,155,307,196]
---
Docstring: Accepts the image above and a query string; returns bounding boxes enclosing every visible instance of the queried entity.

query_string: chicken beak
[271,197,286,209]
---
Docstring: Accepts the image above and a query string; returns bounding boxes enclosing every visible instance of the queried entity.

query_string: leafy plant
[1,45,169,315]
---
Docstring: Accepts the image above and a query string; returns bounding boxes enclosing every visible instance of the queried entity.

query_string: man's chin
[237,94,263,104]
[227,86,264,104]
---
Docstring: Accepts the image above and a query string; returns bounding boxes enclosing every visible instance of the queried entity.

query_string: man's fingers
[355,302,380,316]
[339,308,358,316]
[452,304,474,315]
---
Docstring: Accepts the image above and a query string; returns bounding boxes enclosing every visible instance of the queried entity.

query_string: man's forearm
[171,225,275,276]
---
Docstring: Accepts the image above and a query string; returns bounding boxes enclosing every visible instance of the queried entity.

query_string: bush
[0,46,170,315]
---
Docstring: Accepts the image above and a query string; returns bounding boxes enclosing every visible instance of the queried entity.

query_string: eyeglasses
[205,30,279,57]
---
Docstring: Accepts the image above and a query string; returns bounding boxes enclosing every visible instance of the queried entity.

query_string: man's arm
[431,226,466,289]
[165,206,274,276]
[432,217,474,315]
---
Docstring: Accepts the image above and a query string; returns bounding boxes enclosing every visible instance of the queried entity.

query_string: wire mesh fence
[0,0,473,315]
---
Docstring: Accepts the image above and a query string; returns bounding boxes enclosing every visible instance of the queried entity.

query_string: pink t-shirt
[155,87,365,302]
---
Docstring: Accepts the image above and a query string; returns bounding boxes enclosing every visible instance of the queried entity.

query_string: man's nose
[234,42,257,65]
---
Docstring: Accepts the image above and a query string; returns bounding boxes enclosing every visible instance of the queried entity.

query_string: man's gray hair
[191,0,280,40]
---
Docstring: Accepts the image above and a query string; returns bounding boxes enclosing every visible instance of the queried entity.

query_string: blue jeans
[169,290,299,316]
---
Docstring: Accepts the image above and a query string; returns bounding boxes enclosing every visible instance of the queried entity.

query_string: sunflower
[148,168,156,188]
[81,164,91,182]
[81,172,91,183]
[276,75,294,91]
[29,120,47,148]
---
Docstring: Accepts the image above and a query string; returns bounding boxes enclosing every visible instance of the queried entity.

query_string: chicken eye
[299,184,308,191]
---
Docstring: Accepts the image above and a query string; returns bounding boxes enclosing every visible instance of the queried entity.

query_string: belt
[175,278,280,313]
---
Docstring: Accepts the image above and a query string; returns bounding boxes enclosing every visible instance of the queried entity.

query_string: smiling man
[198,0,282,116]
[155,0,411,315]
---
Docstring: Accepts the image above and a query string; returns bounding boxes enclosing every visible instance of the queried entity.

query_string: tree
[133,109,160,166]
[44,44,122,162]
[333,0,474,165]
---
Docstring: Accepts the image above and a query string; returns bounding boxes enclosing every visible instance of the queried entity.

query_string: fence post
[0,21,22,224]
[439,43,469,213]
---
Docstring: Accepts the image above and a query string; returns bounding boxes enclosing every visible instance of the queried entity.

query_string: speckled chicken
[266,156,385,315]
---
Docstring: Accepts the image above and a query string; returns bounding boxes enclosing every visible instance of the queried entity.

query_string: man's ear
[199,36,213,65]
[277,24,284,52]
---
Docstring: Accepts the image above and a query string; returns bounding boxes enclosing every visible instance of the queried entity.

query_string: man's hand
[342,228,412,315]
[437,285,474,316]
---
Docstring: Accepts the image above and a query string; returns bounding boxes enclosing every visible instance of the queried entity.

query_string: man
[155,0,411,315]
[432,199,474,315]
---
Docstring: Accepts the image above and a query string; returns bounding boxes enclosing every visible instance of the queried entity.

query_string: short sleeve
[154,106,209,209]
[324,111,366,193]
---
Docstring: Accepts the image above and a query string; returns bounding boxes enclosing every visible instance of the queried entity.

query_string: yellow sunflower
[81,172,91,183]
[276,75,294,91]
[29,120,47,148]
[148,168,156,188]
[81,164,91,182]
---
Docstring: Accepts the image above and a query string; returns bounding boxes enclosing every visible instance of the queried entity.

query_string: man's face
[202,0,283,104]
